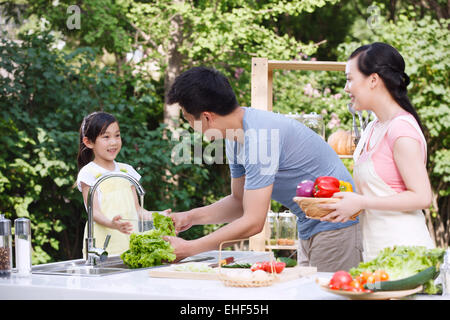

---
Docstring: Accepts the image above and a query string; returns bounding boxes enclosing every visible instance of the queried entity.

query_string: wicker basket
[293,197,360,221]
[219,272,274,287]
[218,239,275,287]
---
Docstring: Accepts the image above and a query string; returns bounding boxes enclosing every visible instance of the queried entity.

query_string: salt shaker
[0,215,12,278]
[441,248,450,296]
[14,218,32,276]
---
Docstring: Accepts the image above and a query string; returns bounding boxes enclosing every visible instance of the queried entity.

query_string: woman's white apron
[353,116,434,262]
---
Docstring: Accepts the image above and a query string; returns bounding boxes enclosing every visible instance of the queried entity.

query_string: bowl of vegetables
[293,176,360,220]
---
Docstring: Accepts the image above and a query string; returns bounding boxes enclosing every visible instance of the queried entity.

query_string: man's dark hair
[167,66,238,119]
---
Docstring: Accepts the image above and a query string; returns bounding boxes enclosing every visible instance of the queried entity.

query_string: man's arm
[167,183,273,259]
[171,176,246,233]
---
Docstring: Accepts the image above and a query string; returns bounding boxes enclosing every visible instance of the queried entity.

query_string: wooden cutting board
[148,264,317,282]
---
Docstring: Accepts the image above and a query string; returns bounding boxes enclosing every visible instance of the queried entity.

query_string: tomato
[329,270,353,290]
[355,275,365,285]
[360,271,373,284]
[373,270,389,282]
[274,262,286,273]
[251,261,286,274]
[261,261,286,273]
[250,262,265,272]
[366,274,377,284]
[349,279,363,290]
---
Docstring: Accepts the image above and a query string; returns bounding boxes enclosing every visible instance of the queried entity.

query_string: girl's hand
[111,215,134,234]
[319,192,365,223]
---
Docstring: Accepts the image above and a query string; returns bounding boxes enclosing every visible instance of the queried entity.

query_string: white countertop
[1,268,341,300]
[1,251,448,300]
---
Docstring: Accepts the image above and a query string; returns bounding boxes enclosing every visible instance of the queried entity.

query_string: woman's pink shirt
[358,112,426,193]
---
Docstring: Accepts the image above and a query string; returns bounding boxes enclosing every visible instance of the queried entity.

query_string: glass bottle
[266,211,278,246]
[301,112,325,139]
[277,211,297,246]
[441,249,450,296]
[0,214,12,278]
[14,218,32,276]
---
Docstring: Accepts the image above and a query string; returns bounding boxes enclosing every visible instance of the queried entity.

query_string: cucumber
[364,266,437,292]
[277,257,297,268]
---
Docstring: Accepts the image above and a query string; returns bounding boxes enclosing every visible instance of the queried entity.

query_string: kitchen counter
[0,267,339,300]
[0,251,448,301]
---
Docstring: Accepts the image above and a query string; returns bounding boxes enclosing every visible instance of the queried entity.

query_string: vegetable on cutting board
[277,257,297,267]
[173,262,215,273]
[250,261,286,274]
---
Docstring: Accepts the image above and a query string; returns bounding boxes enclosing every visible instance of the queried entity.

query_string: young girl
[77,111,152,257]
[321,42,434,261]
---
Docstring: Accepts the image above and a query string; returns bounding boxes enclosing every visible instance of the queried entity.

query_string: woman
[321,42,435,261]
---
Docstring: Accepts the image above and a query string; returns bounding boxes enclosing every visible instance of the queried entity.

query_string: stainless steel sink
[31,255,155,277]
[30,254,215,277]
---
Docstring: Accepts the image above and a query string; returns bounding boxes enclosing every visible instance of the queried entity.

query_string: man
[164,66,362,272]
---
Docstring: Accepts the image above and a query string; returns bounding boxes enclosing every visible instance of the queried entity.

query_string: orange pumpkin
[327,129,356,155]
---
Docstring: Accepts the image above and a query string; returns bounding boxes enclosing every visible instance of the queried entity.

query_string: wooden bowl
[293,197,360,221]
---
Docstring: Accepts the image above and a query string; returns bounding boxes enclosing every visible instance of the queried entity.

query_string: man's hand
[169,211,193,235]
[163,235,191,262]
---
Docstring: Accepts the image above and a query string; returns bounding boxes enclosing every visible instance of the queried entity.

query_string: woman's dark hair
[167,66,238,119]
[77,111,117,171]
[349,42,425,134]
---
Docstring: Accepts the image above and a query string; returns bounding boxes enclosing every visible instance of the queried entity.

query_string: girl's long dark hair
[349,42,425,134]
[77,111,117,171]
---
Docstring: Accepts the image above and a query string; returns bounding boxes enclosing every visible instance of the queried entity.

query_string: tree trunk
[162,1,185,207]
[426,192,450,247]
[163,0,185,131]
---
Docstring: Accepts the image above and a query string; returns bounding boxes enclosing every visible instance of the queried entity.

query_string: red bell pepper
[313,176,341,198]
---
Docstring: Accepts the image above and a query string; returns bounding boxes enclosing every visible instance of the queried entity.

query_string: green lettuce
[349,246,445,294]
[121,212,176,268]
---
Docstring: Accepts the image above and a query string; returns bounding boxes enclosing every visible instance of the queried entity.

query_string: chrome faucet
[85,172,146,266]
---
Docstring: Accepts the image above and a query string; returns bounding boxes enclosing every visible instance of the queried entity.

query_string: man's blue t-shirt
[225,107,358,240]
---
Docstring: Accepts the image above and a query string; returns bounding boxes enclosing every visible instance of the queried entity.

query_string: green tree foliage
[338,7,449,244]
[24,0,339,122]
[1,1,448,266]
[0,32,226,263]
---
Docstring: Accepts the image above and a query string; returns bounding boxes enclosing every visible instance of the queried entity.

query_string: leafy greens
[121,212,176,268]
[349,246,445,294]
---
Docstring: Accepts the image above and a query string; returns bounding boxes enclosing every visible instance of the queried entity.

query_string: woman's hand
[111,215,134,234]
[319,192,365,223]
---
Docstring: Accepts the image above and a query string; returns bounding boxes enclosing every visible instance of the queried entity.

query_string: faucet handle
[103,234,111,250]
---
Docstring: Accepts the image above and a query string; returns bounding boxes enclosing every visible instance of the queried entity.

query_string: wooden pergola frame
[250,57,346,112]
[248,58,347,251]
